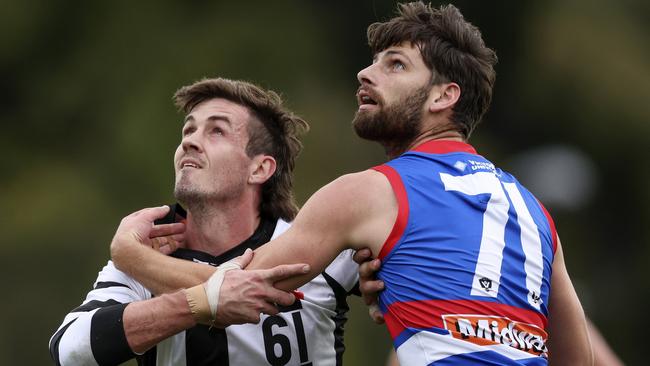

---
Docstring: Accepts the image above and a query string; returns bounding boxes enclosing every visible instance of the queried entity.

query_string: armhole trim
[372,165,409,260]
[538,200,558,254]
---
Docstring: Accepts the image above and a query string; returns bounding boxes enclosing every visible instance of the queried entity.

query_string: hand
[150,217,186,255]
[352,248,385,324]
[211,249,311,327]
[111,206,186,264]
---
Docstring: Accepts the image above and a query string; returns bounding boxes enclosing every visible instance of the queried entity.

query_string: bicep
[248,177,365,290]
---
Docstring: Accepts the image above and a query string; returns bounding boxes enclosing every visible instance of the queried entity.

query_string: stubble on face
[352,85,429,154]
[174,166,248,218]
[174,175,206,212]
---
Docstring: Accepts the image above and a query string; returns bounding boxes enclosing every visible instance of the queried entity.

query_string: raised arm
[248,170,397,291]
[546,237,594,366]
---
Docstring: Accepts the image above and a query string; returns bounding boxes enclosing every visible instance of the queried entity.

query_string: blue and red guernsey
[373,140,557,366]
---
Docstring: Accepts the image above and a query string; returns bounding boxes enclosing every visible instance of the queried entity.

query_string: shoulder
[317,170,394,207]
[94,260,150,300]
[304,170,397,254]
[301,170,394,227]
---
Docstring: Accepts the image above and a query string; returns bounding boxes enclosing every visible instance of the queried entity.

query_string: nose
[181,132,202,153]
[357,63,375,86]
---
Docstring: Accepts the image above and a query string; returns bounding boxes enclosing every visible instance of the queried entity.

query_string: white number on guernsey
[440,172,544,309]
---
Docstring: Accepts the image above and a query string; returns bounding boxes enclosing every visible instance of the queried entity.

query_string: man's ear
[248,155,276,185]
[428,82,460,113]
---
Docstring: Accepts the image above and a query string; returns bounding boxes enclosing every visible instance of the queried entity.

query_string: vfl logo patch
[530,291,541,305]
[479,277,492,291]
[442,314,548,357]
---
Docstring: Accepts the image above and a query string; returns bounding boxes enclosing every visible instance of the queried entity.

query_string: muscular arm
[248,170,396,290]
[546,238,594,366]
[113,171,394,296]
[112,238,216,295]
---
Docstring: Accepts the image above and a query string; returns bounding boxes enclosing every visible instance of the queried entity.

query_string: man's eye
[212,127,223,135]
[182,127,194,136]
[392,61,405,71]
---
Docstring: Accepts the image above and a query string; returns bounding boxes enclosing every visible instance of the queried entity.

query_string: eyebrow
[183,114,232,125]
[383,50,414,66]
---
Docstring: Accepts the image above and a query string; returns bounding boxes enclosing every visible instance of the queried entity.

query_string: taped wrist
[184,285,212,324]
[184,261,242,325]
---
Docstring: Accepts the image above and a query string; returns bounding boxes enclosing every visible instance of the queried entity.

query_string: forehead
[185,98,251,128]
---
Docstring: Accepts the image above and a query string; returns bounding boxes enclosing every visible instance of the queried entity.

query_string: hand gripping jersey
[49,207,359,366]
[373,140,557,366]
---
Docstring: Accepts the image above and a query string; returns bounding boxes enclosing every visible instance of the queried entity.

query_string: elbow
[50,339,95,366]
[50,319,97,366]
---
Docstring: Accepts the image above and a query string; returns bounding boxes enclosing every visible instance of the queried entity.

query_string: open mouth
[179,158,202,169]
[357,88,379,108]
[360,95,377,105]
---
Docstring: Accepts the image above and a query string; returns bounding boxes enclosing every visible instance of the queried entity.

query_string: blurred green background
[1,0,647,364]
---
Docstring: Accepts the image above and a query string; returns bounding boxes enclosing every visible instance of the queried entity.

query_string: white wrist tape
[204,261,242,319]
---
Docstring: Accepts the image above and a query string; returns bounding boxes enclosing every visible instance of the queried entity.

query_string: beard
[173,170,247,217]
[352,85,429,149]
[174,179,211,215]
[175,185,203,208]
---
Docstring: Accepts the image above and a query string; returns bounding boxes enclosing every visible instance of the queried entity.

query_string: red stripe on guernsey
[411,139,478,155]
[384,299,548,339]
[537,200,558,254]
[372,165,409,260]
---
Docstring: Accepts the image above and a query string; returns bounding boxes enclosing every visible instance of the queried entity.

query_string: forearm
[112,237,215,295]
[588,318,624,366]
[123,291,196,353]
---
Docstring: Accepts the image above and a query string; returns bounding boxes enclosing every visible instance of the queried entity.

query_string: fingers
[266,288,298,307]
[129,205,171,221]
[368,304,385,324]
[150,222,185,238]
[360,278,384,303]
[262,263,311,283]
[232,248,254,269]
[358,257,383,306]
[149,236,184,253]
[259,302,280,317]
[359,258,381,279]
[352,248,373,264]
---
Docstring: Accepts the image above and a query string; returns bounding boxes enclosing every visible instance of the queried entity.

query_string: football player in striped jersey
[50,78,360,366]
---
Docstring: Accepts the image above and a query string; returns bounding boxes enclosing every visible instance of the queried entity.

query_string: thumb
[232,248,254,269]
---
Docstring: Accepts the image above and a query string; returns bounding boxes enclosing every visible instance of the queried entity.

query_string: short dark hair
[173,78,309,221]
[367,2,497,138]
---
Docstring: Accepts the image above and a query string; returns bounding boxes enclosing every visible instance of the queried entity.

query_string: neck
[384,126,465,159]
[182,194,262,257]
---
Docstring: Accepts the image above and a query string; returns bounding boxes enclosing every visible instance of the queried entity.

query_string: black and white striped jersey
[49,216,360,366]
